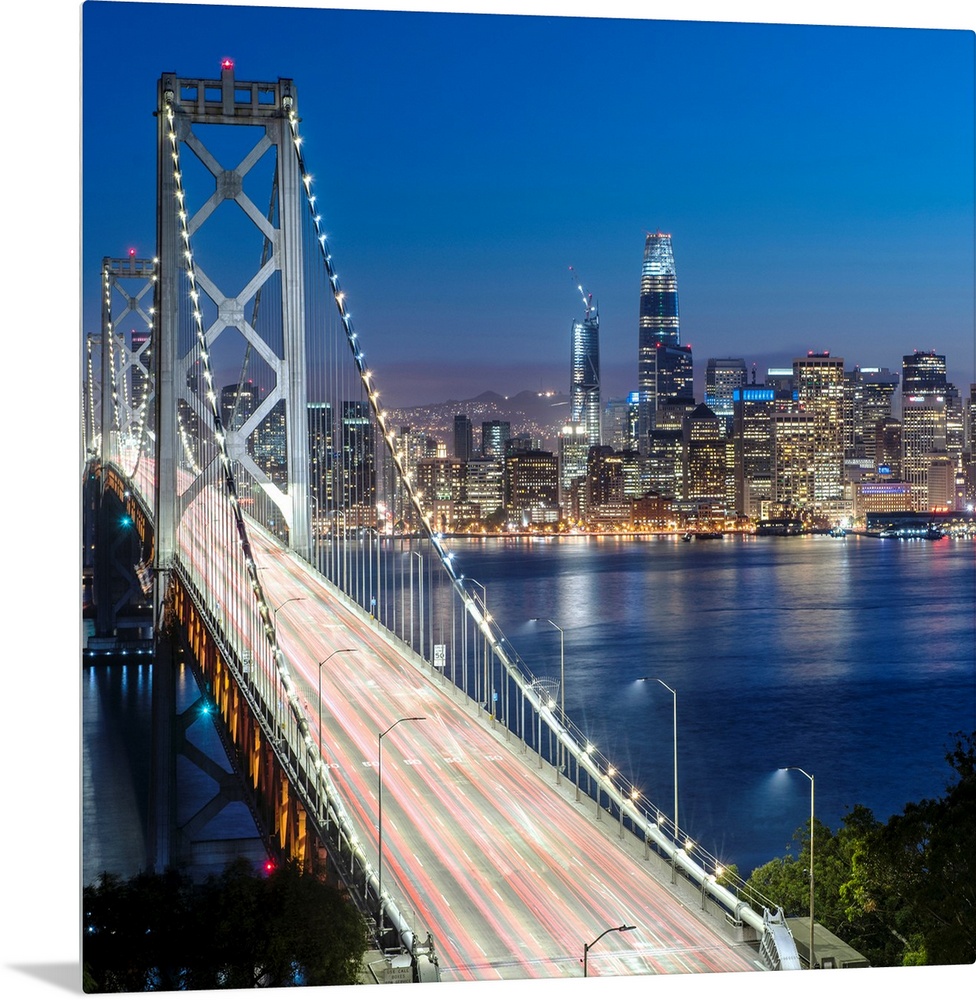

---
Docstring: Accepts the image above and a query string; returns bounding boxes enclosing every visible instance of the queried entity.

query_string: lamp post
[314,648,355,820]
[377,716,425,932]
[582,924,636,977]
[531,618,564,784]
[271,597,306,742]
[783,766,815,969]
[317,648,356,754]
[273,596,306,634]
[639,676,678,883]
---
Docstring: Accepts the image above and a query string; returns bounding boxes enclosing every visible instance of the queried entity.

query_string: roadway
[187,514,762,981]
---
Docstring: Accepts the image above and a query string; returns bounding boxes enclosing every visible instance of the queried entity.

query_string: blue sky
[79,2,974,406]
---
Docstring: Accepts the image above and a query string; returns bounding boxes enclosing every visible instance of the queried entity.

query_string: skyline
[80,3,974,410]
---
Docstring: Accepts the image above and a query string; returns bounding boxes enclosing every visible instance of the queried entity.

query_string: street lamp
[317,648,356,752]
[531,618,564,783]
[582,924,636,977]
[314,649,355,819]
[377,716,425,932]
[639,676,678,883]
[782,766,815,969]
[273,596,306,634]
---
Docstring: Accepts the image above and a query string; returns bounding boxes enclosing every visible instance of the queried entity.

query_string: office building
[856,368,899,467]
[453,414,473,462]
[570,285,601,447]
[646,399,696,500]
[771,411,817,511]
[637,231,681,453]
[793,353,845,504]
[416,457,466,532]
[308,401,334,523]
[604,394,639,453]
[705,358,747,434]
[926,457,957,510]
[340,401,376,522]
[558,422,590,504]
[902,350,947,394]
[872,418,902,482]
[902,392,948,510]
[505,449,560,525]
[682,403,729,515]
[732,385,777,520]
[765,369,794,395]
[466,457,505,523]
[481,420,511,459]
[966,384,976,451]
[854,480,913,520]
[585,446,630,528]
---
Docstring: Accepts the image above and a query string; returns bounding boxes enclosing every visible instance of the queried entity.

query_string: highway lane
[189,517,760,981]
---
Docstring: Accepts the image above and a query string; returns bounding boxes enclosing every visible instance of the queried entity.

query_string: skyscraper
[637,231,682,454]
[557,422,590,503]
[902,350,947,394]
[340,401,376,522]
[902,392,948,510]
[901,351,951,510]
[705,358,747,434]
[793,352,845,507]
[732,385,777,520]
[844,367,899,469]
[453,414,473,462]
[481,420,511,459]
[569,277,601,447]
[682,403,729,514]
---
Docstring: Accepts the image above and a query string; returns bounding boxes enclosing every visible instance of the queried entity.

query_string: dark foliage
[83,858,368,992]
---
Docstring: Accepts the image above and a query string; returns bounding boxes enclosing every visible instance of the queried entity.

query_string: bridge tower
[154,60,311,588]
[100,253,156,478]
[150,62,313,871]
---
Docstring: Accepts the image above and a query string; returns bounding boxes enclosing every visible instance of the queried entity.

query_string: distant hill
[388,389,571,449]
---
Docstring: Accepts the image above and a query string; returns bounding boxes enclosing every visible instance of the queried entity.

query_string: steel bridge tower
[150,63,312,871]
[154,61,311,593]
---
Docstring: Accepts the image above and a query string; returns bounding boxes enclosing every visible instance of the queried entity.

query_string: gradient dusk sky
[80,1,975,408]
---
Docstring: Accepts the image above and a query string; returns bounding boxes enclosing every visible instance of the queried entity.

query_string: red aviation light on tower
[128,247,136,257]
[221,58,234,71]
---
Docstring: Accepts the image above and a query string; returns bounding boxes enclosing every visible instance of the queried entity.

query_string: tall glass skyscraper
[638,232,685,455]
[570,286,601,447]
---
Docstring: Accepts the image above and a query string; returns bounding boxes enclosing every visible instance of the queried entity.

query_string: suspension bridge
[83,61,801,982]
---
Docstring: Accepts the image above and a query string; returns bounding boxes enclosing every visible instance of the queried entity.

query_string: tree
[744,731,976,969]
[84,858,369,991]
[842,731,976,966]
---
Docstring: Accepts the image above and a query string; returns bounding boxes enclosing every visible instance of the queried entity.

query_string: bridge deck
[225,527,762,981]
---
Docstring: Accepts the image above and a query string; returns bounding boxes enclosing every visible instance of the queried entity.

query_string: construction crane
[568,265,595,321]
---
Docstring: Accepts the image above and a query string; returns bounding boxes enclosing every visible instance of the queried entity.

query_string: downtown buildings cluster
[372,233,974,536]
[196,233,974,539]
